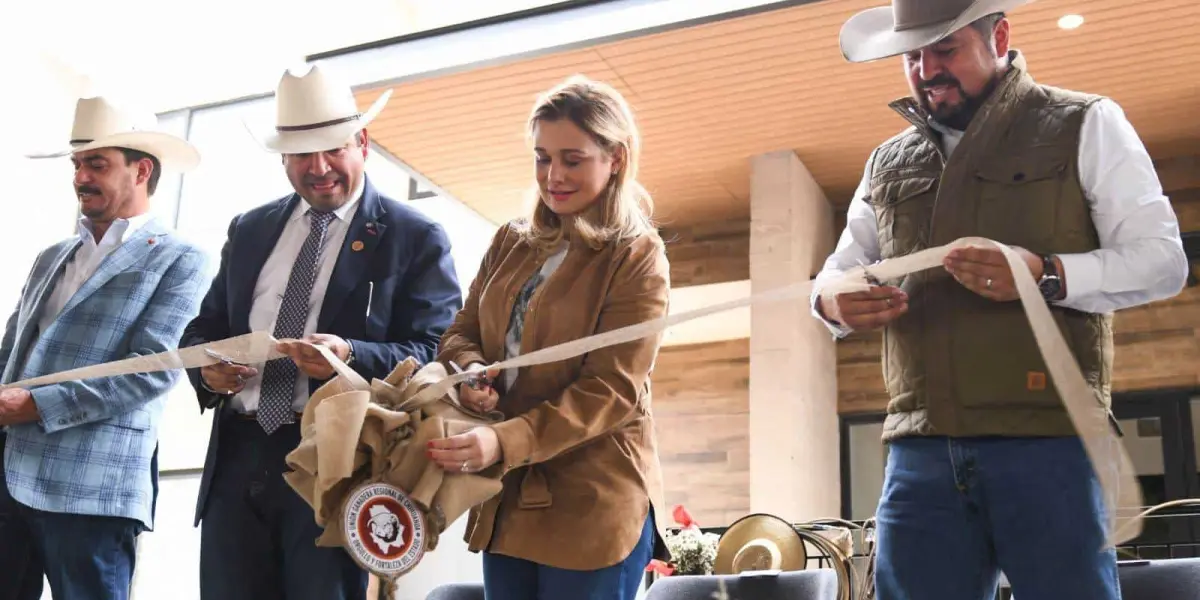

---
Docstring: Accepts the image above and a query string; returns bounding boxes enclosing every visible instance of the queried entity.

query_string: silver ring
[986,278,993,289]
[460,461,468,472]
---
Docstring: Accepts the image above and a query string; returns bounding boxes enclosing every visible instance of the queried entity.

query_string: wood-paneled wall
[661,220,750,287]
[650,339,750,527]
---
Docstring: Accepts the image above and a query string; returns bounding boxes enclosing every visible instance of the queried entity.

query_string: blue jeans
[482,512,655,600]
[874,436,1121,600]
[0,436,141,600]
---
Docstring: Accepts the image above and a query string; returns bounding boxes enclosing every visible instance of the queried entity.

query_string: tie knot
[308,209,335,229]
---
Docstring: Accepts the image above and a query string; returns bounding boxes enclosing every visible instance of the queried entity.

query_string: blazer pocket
[363,275,399,339]
[101,409,152,431]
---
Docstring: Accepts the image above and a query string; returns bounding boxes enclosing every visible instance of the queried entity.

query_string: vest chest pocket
[974,158,1066,249]
[868,175,937,259]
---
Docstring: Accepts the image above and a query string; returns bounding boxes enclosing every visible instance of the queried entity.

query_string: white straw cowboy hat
[714,513,808,574]
[26,96,200,172]
[249,63,393,155]
[839,0,1033,63]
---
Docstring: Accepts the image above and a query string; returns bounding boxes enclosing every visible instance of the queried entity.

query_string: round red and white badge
[342,482,427,577]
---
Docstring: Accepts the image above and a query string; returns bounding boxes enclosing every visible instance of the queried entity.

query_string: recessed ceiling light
[1058,14,1084,30]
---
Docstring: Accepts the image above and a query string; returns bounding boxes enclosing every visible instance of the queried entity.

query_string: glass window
[847,420,887,520]
[174,97,293,263]
[148,109,191,228]
[1117,414,1171,556]
[1192,396,1200,486]
[365,146,497,296]
[156,97,292,474]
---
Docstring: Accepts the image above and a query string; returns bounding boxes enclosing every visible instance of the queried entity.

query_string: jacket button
[57,419,66,426]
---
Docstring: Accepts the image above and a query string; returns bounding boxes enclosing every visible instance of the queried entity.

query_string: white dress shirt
[230,182,364,413]
[812,98,1188,337]
[37,213,155,335]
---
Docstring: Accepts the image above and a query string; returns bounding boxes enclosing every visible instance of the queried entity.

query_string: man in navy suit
[180,64,463,600]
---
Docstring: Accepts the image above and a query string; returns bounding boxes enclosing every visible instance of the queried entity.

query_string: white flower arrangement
[663,525,721,575]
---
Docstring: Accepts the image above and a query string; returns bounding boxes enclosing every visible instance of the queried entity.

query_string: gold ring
[986,278,993,289]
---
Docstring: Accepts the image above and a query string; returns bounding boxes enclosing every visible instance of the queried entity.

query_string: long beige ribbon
[0,236,1143,548]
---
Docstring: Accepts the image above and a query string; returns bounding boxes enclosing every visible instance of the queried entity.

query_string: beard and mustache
[916,72,1000,131]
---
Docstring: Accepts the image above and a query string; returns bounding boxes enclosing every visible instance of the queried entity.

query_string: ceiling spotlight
[1058,14,1084,30]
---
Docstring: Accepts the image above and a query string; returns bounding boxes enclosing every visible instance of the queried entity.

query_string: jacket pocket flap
[975,157,1066,184]
[103,410,152,431]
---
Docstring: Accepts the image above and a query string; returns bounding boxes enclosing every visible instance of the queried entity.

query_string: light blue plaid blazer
[0,218,209,529]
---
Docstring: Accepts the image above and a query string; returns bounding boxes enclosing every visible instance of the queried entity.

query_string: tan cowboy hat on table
[247,63,393,155]
[26,96,200,172]
[714,513,808,574]
[840,0,1033,63]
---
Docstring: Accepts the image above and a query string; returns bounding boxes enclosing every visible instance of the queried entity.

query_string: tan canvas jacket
[437,220,672,570]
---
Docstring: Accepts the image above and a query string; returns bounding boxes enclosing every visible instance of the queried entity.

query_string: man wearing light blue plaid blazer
[0,97,210,600]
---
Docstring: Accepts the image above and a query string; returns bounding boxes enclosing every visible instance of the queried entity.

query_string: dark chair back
[425,583,485,600]
[1117,557,1200,600]
[644,569,840,600]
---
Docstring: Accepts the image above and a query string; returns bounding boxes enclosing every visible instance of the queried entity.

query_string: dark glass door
[1111,391,1199,559]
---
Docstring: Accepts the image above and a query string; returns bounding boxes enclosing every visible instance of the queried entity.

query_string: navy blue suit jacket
[180,176,462,524]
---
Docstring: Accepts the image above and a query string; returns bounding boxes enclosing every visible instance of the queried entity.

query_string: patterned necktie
[257,208,336,434]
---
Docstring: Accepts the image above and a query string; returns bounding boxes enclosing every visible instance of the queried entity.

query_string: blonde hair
[521,75,655,252]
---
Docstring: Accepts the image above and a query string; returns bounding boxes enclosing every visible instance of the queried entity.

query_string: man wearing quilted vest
[811,1,1188,599]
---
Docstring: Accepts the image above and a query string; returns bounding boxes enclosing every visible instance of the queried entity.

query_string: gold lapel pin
[351,240,365,251]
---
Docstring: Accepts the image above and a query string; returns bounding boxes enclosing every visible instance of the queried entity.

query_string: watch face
[1039,277,1062,299]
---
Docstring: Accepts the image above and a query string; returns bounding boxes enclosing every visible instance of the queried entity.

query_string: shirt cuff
[1056,252,1104,304]
[810,288,854,339]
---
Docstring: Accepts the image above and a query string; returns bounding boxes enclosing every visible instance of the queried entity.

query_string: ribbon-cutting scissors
[857,258,883,287]
[204,348,249,367]
[449,360,493,391]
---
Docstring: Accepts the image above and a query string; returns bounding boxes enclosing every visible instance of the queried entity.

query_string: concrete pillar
[748,150,840,522]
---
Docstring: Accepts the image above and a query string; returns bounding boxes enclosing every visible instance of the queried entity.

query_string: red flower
[645,559,675,576]
[672,504,697,529]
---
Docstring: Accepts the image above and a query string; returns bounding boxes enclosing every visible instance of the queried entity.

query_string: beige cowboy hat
[714,513,808,574]
[26,96,200,172]
[248,63,393,155]
[839,0,1033,63]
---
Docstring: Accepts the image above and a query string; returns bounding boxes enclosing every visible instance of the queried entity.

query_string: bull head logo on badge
[343,482,427,578]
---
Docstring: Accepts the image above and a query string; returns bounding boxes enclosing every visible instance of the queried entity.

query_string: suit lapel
[9,240,81,373]
[57,219,169,317]
[317,178,387,332]
[27,241,81,321]
[231,195,299,333]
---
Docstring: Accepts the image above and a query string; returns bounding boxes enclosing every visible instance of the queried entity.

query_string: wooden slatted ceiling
[359,0,1200,228]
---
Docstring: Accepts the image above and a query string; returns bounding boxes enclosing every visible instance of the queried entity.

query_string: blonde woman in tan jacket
[427,75,671,599]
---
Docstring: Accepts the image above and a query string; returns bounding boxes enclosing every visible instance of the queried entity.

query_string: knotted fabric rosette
[281,350,504,587]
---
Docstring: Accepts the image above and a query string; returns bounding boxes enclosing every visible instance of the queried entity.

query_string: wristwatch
[1037,254,1062,301]
[344,340,356,367]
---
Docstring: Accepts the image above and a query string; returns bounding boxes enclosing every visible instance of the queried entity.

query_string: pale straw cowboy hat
[714,513,808,574]
[26,96,200,172]
[248,63,393,155]
[839,0,1033,63]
